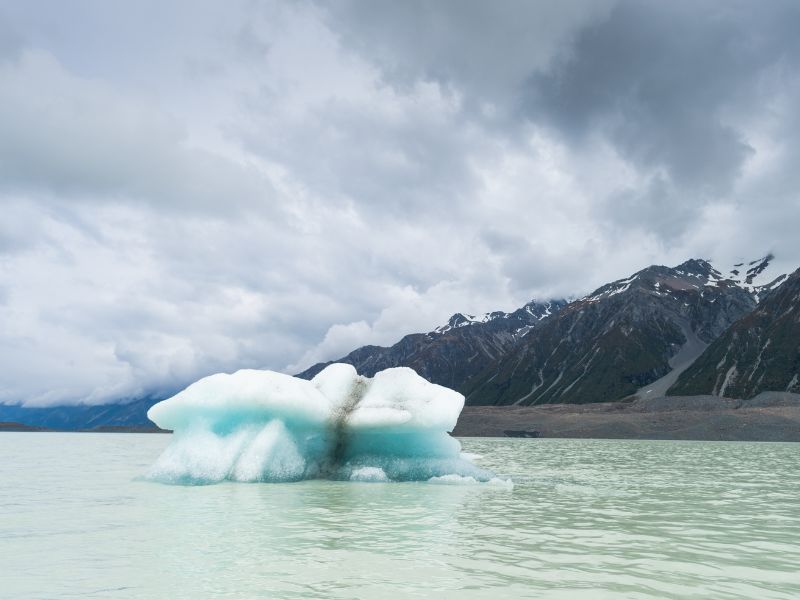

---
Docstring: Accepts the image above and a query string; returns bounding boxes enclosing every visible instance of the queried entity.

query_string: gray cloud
[523,1,800,231]
[321,0,800,236]
[0,51,276,214]
[529,3,771,179]
[0,14,22,60]
[315,0,614,108]
[0,1,798,405]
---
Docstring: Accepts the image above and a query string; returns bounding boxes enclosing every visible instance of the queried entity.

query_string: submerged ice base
[146,364,500,484]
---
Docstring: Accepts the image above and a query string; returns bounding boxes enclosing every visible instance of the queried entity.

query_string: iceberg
[146,363,501,484]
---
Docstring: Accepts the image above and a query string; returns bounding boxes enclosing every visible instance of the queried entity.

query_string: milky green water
[1,434,798,599]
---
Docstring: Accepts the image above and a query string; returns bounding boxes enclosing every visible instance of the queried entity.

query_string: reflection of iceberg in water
[147,364,506,485]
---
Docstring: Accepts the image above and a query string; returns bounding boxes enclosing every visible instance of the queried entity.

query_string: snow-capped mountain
[462,256,789,406]
[296,299,567,389]
[300,255,792,407]
[668,266,800,398]
[583,256,785,304]
[433,300,561,336]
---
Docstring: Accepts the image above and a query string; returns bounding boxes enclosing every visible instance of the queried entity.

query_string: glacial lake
[1,434,799,599]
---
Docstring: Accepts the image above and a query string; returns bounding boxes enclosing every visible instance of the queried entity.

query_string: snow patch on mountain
[433,300,561,335]
[578,255,786,304]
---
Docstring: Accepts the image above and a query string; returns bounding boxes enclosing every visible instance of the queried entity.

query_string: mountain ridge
[296,299,568,389]
[462,258,760,405]
[299,255,791,407]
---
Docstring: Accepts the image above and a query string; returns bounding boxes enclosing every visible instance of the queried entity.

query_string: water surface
[1,434,798,599]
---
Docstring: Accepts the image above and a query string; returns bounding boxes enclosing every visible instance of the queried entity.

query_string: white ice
[146,364,500,484]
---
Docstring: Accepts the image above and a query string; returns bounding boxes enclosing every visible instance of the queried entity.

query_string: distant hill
[0,396,161,431]
[668,268,800,398]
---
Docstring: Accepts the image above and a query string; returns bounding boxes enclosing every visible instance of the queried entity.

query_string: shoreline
[0,423,170,434]
[454,394,800,442]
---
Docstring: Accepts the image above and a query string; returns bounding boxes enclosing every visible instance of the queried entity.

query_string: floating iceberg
[146,364,500,485]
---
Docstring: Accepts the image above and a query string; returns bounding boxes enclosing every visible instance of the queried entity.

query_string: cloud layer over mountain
[1,0,799,405]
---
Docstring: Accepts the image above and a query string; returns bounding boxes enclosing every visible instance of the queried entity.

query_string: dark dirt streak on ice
[325,376,369,474]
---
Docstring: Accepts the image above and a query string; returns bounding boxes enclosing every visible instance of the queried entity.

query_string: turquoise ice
[146,364,502,484]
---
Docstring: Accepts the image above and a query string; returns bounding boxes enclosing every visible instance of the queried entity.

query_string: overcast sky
[2,0,799,406]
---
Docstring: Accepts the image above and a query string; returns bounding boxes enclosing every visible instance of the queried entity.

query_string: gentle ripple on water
[1,433,799,599]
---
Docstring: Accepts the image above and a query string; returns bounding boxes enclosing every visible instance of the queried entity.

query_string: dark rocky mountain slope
[668,268,800,399]
[297,300,566,390]
[462,259,761,405]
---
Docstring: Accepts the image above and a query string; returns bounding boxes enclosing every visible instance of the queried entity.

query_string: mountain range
[298,299,567,389]
[2,254,798,430]
[299,254,797,407]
